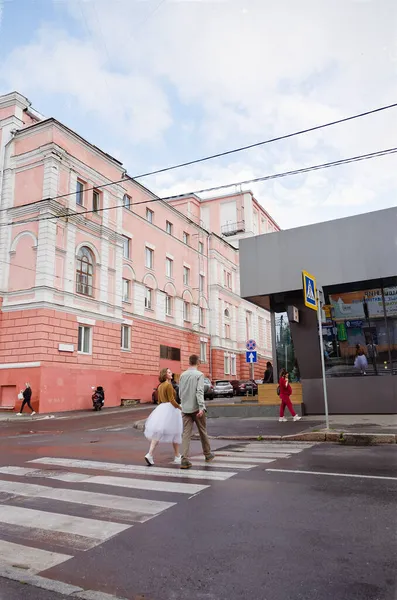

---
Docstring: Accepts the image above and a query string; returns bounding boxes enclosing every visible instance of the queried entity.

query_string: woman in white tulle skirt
[144,368,183,466]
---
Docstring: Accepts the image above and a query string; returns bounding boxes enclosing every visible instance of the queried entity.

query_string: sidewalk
[0,404,152,423]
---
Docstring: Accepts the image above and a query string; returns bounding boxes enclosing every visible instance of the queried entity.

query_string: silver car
[213,380,234,398]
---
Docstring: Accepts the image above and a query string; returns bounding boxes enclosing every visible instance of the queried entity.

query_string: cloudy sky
[0,0,396,229]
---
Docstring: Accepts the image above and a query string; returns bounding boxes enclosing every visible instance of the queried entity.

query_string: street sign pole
[250,361,254,381]
[317,289,330,430]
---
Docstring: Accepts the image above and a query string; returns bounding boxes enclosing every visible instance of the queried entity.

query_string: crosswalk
[0,442,315,577]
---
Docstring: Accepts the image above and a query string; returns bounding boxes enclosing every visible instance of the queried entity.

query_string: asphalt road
[0,411,396,600]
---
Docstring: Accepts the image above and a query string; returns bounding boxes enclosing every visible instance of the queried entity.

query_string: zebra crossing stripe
[212,454,278,463]
[0,505,129,541]
[29,457,237,480]
[0,539,72,574]
[188,458,255,469]
[221,451,292,458]
[0,479,175,520]
[0,466,208,495]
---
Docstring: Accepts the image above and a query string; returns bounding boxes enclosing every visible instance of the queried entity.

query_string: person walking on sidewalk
[278,369,301,423]
[178,355,214,470]
[144,368,183,466]
[16,383,35,416]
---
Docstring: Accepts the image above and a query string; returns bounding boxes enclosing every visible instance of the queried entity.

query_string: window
[146,208,154,223]
[145,287,152,310]
[123,194,131,209]
[259,317,265,346]
[122,278,130,302]
[76,246,94,297]
[230,354,237,376]
[160,345,181,361]
[199,241,204,255]
[183,266,190,286]
[92,190,100,213]
[121,325,131,350]
[78,325,92,354]
[225,272,232,289]
[166,257,173,278]
[183,232,189,245]
[199,274,205,293]
[145,247,154,269]
[246,311,252,339]
[122,236,131,259]
[165,295,173,316]
[166,221,173,235]
[76,180,84,206]
[224,308,230,319]
[183,301,190,322]
[224,354,230,375]
[225,323,231,339]
[200,307,205,326]
[200,341,207,363]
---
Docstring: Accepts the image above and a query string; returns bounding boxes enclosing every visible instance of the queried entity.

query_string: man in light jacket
[178,354,214,469]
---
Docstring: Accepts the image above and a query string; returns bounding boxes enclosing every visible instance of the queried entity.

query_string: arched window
[224,308,230,319]
[76,246,94,296]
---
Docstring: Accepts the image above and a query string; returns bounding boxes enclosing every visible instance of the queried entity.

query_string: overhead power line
[1,100,396,217]
[2,145,396,229]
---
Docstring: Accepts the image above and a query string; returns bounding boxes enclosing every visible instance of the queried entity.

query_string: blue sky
[1,0,396,229]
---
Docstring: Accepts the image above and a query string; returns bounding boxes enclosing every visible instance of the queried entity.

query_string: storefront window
[275,312,297,378]
[322,285,392,377]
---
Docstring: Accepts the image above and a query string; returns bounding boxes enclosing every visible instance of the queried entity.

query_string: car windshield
[216,381,230,385]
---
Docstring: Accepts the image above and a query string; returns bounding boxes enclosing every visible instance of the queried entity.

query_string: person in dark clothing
[263,362,274,384]
[17,383,35,415]
[171,375,181,404]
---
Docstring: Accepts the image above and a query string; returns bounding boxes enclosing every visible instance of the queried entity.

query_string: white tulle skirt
[354,355,368,371]
[144,402,183,444]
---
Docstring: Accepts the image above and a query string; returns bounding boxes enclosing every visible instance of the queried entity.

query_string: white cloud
[0,0,396,228]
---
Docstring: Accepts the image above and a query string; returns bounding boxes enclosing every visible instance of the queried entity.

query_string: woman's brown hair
[279,368,288,378]
[159,368,168,383]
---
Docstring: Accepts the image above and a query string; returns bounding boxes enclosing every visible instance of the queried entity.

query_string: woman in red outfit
[278,369,301,423]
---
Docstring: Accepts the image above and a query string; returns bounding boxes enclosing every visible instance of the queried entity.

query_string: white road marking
[215,452,289,461]
[0,540,72,574]
[0,466,208,495]
[0,480,175,518]
[266,469,397,481]
[29,457,237,480]
[188,458,255,469]
[0,505,129,541]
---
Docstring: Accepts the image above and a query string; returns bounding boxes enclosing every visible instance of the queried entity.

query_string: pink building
[0,92,278,413]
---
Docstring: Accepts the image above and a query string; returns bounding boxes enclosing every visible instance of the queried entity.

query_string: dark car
[204,377,215,400]
[230,379,258,397]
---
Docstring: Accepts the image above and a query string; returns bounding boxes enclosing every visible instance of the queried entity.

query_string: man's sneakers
[278,417,287,423]
[173,455,182,465]
[180,458,193,470]
[16,413,22,416]
[31,411,36,416]
[205,453,215,463]
[293,415,302,422]
[144,453,154,466]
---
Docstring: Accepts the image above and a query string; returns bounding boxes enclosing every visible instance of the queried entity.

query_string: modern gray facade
[240,207,397,414]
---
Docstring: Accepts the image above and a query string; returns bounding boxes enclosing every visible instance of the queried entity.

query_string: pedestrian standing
[144,368,182,466]
[354,344,368,375]
[16,383,35,416]
[263,361,274,384]
[178,354,214,470]
[278,369,301,423]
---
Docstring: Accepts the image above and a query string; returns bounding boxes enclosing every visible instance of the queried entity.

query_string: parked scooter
[91,386,105,411]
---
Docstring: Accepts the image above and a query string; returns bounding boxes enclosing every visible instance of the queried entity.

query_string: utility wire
[1,101,396,216]
[2,146,396,229]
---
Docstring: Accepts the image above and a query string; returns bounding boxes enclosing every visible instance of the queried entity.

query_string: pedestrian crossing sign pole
[302,271,330,429]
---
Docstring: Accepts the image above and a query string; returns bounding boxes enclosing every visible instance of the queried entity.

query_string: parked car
[204,377,215,400]
[230,379,258,397]
[213,380,234,398]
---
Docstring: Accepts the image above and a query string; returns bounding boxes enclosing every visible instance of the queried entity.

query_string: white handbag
[17,392,23,400]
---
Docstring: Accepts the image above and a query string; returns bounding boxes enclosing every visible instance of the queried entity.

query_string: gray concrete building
[240,206,397,414]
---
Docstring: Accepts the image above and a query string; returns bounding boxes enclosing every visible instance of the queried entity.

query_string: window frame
[199,274,205,293]
[76,246,94,297]
[166,221,173,235]
[122,236,131,259]
[145,287,153,310]
[198,241,204,255]
[92,189,100,213]
[121,325,131,351]
[199,307,205,327]
[123,194,131,209]
[183,231,190,245]
[183,300,191,322]
[145,247,154,269]
[146,208,154,223]
[166,257,173,278]
[78,325,92,354]
[225,323,231,339]
[165,294,173,317]
[183,266,190,286]
[76,180,84,207]
[122,278,130,302]
[230,354,237,376]
[224,354,230,375]
[200,341,207,363]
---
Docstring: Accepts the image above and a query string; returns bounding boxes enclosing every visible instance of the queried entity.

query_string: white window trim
[77,317,96,326]
[122,278,130,302]
[200,340,207,363]
[78,325,92,355]
[230,353,237,376]
[165,295,173,317]
[166,253,174,260]
[145,242,156,250]
[145,247,154,269]
[166,257,173,278]
[121,324,131,351]
[224,353,230,375]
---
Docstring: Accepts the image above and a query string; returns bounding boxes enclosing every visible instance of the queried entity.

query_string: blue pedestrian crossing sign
[246,351,257,363]
[302,271,317,311]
